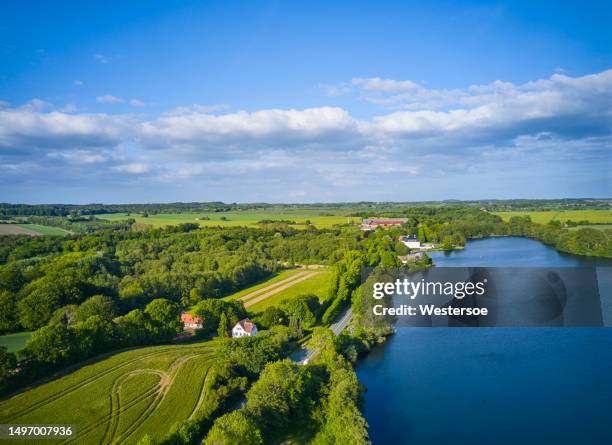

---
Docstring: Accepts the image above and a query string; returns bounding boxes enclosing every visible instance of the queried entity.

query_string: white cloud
[0,69,610,201]
[74,80,84,86]
[96,95,124,104]
[129,99,146,107]
[113,163,150,174]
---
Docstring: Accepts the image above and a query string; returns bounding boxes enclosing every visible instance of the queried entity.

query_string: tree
[49,304,79,325]
[18,285,61,329]
[204,411,263,445]
[0,290,19,332]
[218,312,230,338]
[144,299,181,341]
[75,295,117,322]
[0,346,16,380]
[23,324,79,368]
[259,306,286,329]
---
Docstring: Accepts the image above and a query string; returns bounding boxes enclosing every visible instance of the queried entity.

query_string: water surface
[358,237,612,445]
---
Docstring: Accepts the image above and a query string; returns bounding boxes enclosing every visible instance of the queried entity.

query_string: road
[290,306,353,364]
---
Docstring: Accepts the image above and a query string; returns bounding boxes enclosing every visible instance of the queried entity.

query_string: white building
[232,318,258,338]
[400,235,421,249]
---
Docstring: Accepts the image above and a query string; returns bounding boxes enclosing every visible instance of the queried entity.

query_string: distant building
[398,252,424,264]
[400,235,421,249]
[181,312,203,330]
[232,318,258,338]
[361,218,407,231]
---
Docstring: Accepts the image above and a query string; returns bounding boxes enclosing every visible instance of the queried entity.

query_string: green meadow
[96,210,358,229]
[245,270,333,313]
[16,224,71,236]
[0,332,32,354]
[0,341,221,444]
[493,209,612,225]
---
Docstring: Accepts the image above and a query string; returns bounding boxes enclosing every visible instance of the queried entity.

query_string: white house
[232,318,258,338]
[400,235,421,249]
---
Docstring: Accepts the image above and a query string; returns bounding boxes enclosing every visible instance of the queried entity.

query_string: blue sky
[0,0,610,203]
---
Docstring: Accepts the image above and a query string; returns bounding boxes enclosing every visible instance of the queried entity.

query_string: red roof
[235,318,256,334]
[181,312,203,324]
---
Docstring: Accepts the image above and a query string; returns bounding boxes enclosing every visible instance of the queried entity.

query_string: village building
[361,218,407,231]
[232,318,258,338]
[400,235,422,249]
[398,252,424,264]
[180,312,203,330]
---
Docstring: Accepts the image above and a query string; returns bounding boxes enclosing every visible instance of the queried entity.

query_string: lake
[357,237,612,445]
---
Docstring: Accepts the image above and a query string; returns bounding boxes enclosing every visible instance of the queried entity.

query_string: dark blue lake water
[357,237,612,445]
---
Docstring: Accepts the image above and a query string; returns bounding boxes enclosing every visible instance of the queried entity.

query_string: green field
[0,341,221,444]
[567,224,612,231]
[96,210,357,229]
[224,269,304,301]
[16,224,71,236]
[246,270,332,312]
[493,209,612,225]
[0,331,32,353]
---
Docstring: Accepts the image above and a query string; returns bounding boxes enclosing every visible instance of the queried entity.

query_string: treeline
[505,216,611,258]
[0,298,181,393]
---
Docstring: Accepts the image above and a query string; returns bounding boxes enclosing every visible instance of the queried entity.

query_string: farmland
[228,269,333,313]
[0,224,70,236]
[493,209,612,225]
[0,340,221,444]
[96,210,358,229]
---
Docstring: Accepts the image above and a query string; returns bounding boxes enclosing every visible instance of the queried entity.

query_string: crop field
[0,224,70,236]
[0,341,221,444]
[231,270,332,313]
[96,210,358,229]
[0,331,32,353]
[493,210,612,225]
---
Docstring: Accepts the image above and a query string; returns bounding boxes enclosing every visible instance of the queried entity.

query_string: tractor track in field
[101,370,169,445]
[242,271,320,308]
[62,352,211,445]
[3,345,213,422]
[237,270,313,302]
[188,366,212,420]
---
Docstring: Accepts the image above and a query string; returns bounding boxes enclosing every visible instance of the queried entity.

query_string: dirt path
[238,271,312,302]
[243,271,319,308]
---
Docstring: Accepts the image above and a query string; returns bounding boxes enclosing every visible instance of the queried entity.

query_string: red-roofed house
[361,218,407,231]
[232,318,258,338]
[181,312,203,330]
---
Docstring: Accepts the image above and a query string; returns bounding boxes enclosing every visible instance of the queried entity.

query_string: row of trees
[0,298,181,393]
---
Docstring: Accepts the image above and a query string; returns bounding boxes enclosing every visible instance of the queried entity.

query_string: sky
[0,0,610,204]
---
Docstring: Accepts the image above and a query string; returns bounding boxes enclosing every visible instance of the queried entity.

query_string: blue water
[357,237,612,445]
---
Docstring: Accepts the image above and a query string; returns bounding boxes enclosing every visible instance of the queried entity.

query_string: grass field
[16,224,71,236]
[243,270,332,313]
[96,211,357,229]
[493,210,612,225]
[0,331,32,353]
[567,224,612,231]
[224,269,304,300]
[0,224,70,236]
[0,340,222,444]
